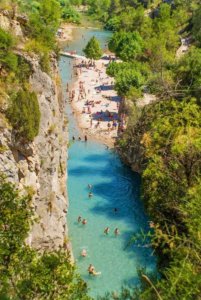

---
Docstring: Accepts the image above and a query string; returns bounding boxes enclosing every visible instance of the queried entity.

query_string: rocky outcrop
[27,55,68,251]
[0,13,69,251]
[0,11,23,37]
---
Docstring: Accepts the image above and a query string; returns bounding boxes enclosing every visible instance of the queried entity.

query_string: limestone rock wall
[28,56,68,251]
[0,13,69,251]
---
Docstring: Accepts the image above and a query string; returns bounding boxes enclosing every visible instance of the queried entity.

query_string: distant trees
[83,36,103,60]
[27,0,61,50]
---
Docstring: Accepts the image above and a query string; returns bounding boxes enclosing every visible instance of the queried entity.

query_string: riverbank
[68,57,121,148]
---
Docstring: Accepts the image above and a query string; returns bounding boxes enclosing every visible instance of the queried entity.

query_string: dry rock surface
[0,13,69,252]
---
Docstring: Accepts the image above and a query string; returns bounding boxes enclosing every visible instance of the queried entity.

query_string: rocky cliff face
[0,13,69,251]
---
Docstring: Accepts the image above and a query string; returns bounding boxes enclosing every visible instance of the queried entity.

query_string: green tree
[7,89,41,141]
[83,36,103,60]
[176,47,201,98]
[28,0,61,49]
[108,31,144,61]
[0,28,17,72]
[192,6,201,46]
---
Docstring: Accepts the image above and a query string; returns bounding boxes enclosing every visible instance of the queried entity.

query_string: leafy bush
[7,89,41,141]
[0,28,18,72]
[83,36,103,60]
[0,176,91,300]
[108,31,144,61]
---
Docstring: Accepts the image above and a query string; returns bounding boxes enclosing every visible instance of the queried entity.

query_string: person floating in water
[88,264,101,276]
[77,216,82,223]
[114,228,120,236]
[104,227,109,235]
[81,249,87,257]
[82,219,87,225]
[88,192,93,198]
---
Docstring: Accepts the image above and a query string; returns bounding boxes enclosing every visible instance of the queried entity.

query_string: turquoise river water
[59,28,156,298]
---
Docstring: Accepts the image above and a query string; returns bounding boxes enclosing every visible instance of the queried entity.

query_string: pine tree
[83,36,103,60]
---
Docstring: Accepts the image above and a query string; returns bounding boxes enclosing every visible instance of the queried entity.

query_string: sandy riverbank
[68,57,123,148]
[57,23,103,44]
[57,23,76,43]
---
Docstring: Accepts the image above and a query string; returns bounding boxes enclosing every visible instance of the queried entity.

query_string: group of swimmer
[104,227,120,236]
[76,185,120,276]
[72,135,88,142]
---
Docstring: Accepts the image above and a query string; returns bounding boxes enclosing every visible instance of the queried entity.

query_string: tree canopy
[83,36,103,60]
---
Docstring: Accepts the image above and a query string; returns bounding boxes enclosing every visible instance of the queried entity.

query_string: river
[59,27,156,299]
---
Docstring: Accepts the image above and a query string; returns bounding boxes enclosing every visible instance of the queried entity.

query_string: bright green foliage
[0,176,91,300]
[83,36,103,60]
[27,0,61,49]
[115,69,144,96]
[176,47,201,98]
[117,98,201,299]
[107,61,150,97]
[87,0,111,22]
[0,28,17,72]
[16,55,32,83]
[59,0,80,23]
[7,89,41,141]
[0,175,33,259]
[192,6,201,46]
[109,31,144,61]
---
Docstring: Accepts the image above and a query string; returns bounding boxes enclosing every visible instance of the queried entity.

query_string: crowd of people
[66,56,127,144]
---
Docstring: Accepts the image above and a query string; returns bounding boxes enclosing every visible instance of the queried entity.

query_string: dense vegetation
[0,176,91,299]
[7,89,40,141]
[84,0,201,299]
[83,36,103,60]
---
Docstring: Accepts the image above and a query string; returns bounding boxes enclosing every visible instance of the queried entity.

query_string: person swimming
[82,219,87,225]
[104,227,109,235]
[88,264,101,276]
[77,216,82,223]
[88,192,93,198]
[88,264,94,275]
[114,228,120,236]
[81,249,87,257]
[88,184,92,190]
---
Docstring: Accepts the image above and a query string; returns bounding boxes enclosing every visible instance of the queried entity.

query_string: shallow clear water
[59,28,156,298]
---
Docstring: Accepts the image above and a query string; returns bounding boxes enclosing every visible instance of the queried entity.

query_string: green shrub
[25,39,50,73]
[0,176,91,300]
[0,28,17,72]
[7,89,41,141]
